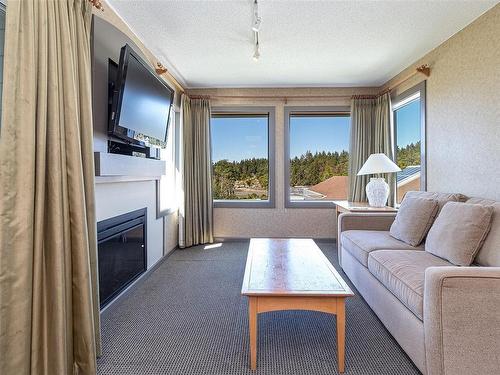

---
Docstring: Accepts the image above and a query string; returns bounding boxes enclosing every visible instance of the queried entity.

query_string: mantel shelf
[94,152,166,179]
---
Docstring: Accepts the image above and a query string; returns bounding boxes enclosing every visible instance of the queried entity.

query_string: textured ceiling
[107,0,498,88]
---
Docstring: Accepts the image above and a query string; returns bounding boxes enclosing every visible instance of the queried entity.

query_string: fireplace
[97,208,147,308]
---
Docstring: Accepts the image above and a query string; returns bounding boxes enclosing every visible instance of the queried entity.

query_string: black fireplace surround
[97,208,147,308]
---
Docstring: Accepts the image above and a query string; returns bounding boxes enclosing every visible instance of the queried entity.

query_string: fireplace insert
[97,208,147,308]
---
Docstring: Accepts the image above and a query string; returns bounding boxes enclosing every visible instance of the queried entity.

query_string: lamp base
[366,177,390,207]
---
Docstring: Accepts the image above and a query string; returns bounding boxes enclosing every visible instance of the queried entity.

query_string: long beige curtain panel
[179,95,214,248]
[0,1,101,374]
[348,98,373,202]
[373,93,395,206]
[348,93,394,203]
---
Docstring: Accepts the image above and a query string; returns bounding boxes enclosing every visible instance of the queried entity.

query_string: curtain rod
[89,0,104,11]
[155,63,185,93]
[189,64,430,101]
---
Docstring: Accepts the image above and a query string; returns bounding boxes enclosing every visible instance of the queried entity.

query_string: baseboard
[213,236,336,243]
[213,236,250,242]
[100,246,179,314]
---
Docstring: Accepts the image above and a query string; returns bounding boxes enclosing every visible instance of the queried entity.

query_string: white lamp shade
[357,153,401,176]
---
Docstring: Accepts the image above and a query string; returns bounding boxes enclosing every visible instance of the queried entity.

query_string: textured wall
[384,4,500,201]
[188,87,378,239]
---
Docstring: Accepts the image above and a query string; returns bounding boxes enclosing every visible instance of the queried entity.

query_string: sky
[289,116,350,158]
[211,101,420,162]
[211,116,268,162]
[396,99,421,147]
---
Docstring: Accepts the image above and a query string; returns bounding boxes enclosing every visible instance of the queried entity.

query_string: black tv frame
[108,44,174,146]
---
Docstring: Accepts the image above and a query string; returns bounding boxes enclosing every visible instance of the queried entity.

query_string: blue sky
[396,99,421,147]
[211,117,268,161]
[211,103,420,162]
[290,116,350,157]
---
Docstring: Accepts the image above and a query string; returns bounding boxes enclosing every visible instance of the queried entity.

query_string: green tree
[396,142,421,169]
[289,149,349,187]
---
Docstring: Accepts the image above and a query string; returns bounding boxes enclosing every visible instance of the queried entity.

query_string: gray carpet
[97,240,421,375]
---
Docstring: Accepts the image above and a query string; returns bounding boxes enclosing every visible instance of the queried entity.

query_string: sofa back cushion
[466,197,500,266]
[425,202,494,266]
[390,196,439,246]
[403,191,466,213]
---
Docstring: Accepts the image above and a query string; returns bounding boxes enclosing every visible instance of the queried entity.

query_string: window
[211,107,275,208]
[392,82,426,204]
[157,108,178,217]
[285,107,350,207]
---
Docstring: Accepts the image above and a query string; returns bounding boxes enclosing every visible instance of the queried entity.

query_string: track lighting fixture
[252,0,261,32]
[252,0,261,61]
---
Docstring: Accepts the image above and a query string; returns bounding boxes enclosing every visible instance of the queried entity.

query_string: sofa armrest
[337,212,396,265]
[424,266,500,375]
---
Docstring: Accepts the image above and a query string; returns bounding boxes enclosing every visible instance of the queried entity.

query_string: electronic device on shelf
[107,139,160,160]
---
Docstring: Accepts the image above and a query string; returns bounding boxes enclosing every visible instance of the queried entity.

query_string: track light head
[253,43,260,61]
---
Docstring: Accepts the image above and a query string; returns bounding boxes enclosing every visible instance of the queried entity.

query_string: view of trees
[290,150,349,186]
[212,158,269,200]
[212,150,350,200]
[396,141,421,169]
[212,143,420,200]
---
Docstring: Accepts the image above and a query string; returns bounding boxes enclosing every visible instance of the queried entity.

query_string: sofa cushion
[390,196,439,246]
[403,191,466,213]
[341,230,423,267]
[368,250,452,320]
[467,198,500,266]
[426,202,494,266]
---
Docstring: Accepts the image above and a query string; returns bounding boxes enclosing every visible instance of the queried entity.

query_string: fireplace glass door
[97,208,147,308]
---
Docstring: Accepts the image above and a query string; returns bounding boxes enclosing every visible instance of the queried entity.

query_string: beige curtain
[179,95,213,248]
[373,93,395,206]
[348,93,395,204]
[0,1,100,374]
[348,98,373,201]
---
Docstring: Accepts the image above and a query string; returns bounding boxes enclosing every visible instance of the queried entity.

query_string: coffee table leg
[249,297,257,370]
[336,298,346,373]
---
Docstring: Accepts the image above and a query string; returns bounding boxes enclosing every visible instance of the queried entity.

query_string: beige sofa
[337,191,500,375]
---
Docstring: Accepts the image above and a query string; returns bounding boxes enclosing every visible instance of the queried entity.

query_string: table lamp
[357,153,401,207]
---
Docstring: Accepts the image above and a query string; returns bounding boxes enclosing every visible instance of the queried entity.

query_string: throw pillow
[425,202,494,266]
[390,196,439,246]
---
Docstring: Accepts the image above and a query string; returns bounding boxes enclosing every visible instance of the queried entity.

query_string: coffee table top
[241,238,353,297]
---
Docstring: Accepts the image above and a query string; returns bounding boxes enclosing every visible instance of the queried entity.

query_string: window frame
[392,81,427,198]
[156,107,179,218]
[284,106,351,208]
[210,106,276,209]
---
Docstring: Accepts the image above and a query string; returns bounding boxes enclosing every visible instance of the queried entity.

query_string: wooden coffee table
[241,238,353,372]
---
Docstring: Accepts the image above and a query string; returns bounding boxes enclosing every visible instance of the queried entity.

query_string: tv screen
[109,44,174,144]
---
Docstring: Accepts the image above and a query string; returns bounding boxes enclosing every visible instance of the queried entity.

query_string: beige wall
[188,87,378,239]
[384,4,500,201]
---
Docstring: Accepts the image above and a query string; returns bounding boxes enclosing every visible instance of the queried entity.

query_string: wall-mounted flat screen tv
[109,44,174,145]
